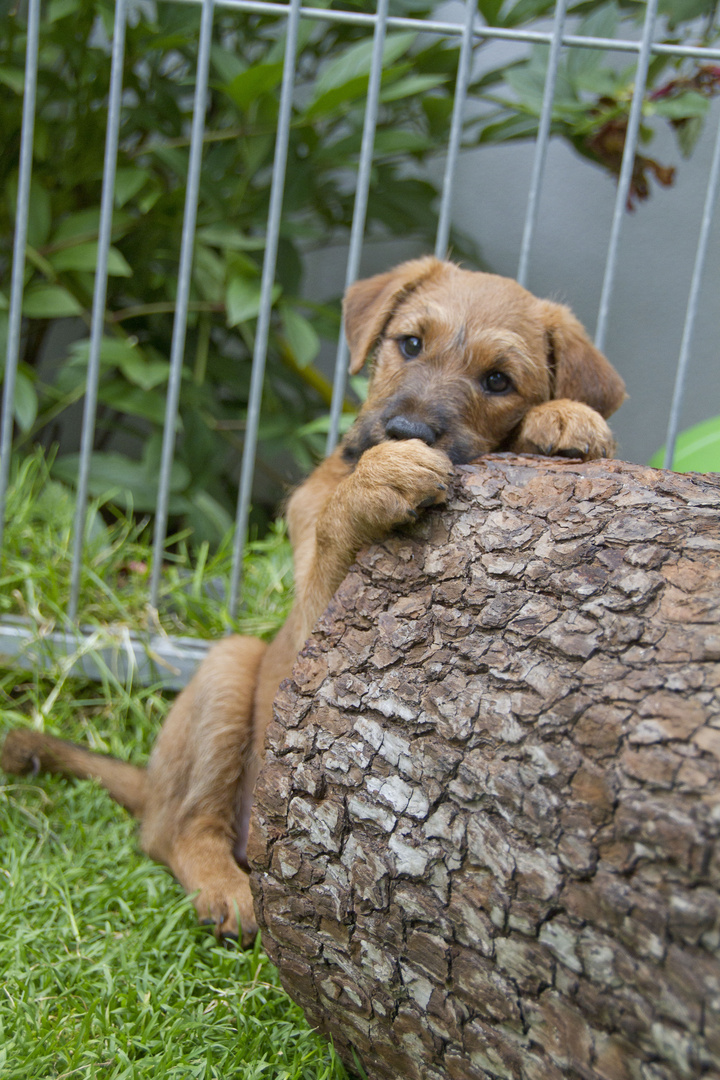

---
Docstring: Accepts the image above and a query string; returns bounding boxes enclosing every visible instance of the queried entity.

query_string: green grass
[0,452,349,1080]
[2,449,295,639]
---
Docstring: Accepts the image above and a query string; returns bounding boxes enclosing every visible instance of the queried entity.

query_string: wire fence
[1,0,719,687]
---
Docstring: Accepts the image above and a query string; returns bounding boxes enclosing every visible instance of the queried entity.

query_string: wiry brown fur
[1,258,626,944]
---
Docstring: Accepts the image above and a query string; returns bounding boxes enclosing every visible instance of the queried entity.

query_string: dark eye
[481,370,513,394]
[397,335,423,360]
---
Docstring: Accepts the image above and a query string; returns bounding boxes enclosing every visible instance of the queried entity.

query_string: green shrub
[1,0,718,544]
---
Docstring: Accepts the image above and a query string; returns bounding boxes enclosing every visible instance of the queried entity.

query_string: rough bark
[248,455,720,1080]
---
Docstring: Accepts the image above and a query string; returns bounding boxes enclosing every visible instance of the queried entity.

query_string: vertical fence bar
[662,108,720,470]
[434,0,476,260]
[516,0,568,288]
[325,0,390,455]
[594,0,658,352]
[0,0,41,558]
[228,0,303,616]
[68,0,128,621]
[150,0,215,609]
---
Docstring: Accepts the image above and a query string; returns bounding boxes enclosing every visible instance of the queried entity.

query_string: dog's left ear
[343,256,443,374]
[540,300,627,419]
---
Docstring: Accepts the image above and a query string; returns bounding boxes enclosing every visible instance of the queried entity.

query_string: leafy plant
[650,414,720,472]
[475,0,720,208]
[1,0,718,545]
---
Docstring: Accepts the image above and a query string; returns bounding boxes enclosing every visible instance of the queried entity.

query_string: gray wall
[448,100,720,467]
[309,95,720,470]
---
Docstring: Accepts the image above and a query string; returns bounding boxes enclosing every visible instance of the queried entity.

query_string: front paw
[513,400,616,461]
[344,439,452,538]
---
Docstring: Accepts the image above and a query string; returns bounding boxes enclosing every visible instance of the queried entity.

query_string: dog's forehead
[396,267,543,334]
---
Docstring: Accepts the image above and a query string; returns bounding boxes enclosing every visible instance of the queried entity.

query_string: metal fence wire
[2,0,720,687]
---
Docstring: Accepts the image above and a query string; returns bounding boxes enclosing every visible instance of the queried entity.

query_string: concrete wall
[310,8,720,470]
[447,99,720,467]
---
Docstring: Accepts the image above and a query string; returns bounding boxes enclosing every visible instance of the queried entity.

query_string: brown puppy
[1,257,625,944]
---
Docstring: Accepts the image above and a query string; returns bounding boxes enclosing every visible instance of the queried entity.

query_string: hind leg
[139,634,267,944]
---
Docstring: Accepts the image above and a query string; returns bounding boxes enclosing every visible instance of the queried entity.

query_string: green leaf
[501,0,557,28]
[478,112,540,144]
[187,489,234,547]
[68,336,142,368]
[314,32,416,97]
[380,74,447,104]
[8,177,54,248]
[13,370,38,433]
[226,277,281,327]
[373,129,434,157]
[477,0,505,26]
[68,336,167,393]
[197,227,266,251]
[505,62,548,113]
[119,355,170,392]
[193,245,225,303]
[211,44,246,85]
[651,91,709,121]
[658,0,717,29]
[53,451,190,513]
[50,242,132,277]
[52,210,102,245]
[47,0,81,21]
[567,4,619,77]
[675,114,705,158]
[296,411,356,438]
[114,167,150,208]
[22,284,83,318]
[99,381,171,425]
[422,95,454,137]
[303,76,371,120]
[50,209,133,247]
[650,415,720,473]
[281,305,320,368]
[304,33,416,117]
[571,67,624,97]
[0,66,24,94]
[66,336,170,395]
[224,63,284,111]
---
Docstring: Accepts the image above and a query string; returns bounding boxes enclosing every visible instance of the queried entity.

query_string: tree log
[248,455,720,1080]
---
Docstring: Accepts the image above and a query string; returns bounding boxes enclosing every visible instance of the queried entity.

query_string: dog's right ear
[540,300,627,419]
[343,256,443,374]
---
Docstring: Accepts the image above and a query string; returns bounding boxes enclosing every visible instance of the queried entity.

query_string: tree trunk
[248,455,720,1080]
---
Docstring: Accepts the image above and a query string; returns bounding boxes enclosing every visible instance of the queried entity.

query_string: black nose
[385,415,438,445]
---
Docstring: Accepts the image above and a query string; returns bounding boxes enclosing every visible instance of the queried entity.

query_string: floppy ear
[540,300,627,419]
[343,256,444,374]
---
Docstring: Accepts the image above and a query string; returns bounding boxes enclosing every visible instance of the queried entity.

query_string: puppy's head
[341,257,626,465]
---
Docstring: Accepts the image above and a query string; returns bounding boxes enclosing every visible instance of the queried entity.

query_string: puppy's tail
[1,729,148,818]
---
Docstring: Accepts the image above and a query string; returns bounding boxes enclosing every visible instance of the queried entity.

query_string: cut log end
[249,455,720,1080]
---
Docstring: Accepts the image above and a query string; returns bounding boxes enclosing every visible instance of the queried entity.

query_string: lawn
[0,453,349,1079]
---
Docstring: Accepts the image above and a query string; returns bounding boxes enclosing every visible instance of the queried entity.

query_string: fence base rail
[1,615,210,691]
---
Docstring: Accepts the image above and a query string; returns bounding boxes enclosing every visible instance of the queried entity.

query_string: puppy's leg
[139,634,267,944]
[293,439,452,644]
[511,399,617,461]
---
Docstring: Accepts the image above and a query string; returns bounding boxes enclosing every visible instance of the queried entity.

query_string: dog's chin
[444,439,485,466]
